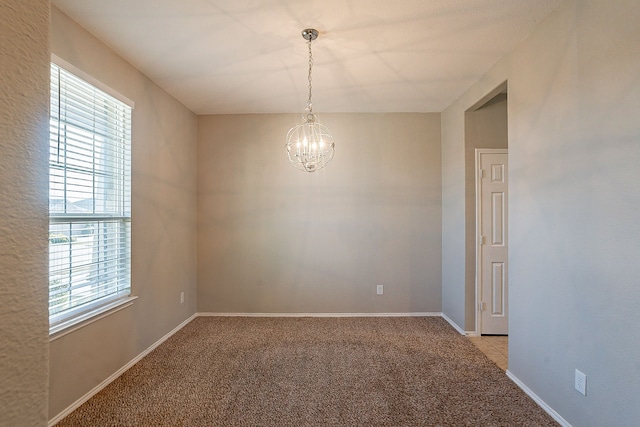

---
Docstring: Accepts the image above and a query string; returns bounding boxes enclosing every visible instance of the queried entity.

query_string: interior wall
[198,113,442,314]
[48,7,198,420]
[442,0,640,425]
[0,1,50,425]
[441,104,467,328]
[464,95,508,331]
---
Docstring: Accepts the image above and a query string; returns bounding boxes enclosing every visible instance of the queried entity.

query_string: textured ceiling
[52,0,563,114]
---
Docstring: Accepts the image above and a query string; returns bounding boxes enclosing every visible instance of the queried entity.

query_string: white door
[477,150,508,335]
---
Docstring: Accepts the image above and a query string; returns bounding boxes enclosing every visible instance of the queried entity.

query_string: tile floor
[467,335,508,371]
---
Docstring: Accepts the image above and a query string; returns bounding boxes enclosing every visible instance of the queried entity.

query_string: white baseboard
[506,370,572,427]
[198,312,441,317]
[440,312,467,335]
[48,313,197,427]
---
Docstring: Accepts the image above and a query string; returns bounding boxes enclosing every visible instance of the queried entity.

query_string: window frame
[49,56,135,336]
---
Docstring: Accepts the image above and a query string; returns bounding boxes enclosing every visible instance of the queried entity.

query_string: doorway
[464,82,508,336]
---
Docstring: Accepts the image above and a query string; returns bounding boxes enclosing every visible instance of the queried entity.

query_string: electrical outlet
[376,285,384,295]
[180,292,185,304]
[575,369,587,396]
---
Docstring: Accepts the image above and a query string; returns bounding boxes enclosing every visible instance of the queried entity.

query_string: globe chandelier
[285,29,335,173]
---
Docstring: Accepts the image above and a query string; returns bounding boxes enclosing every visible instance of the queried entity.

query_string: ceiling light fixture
[285,29,335,173]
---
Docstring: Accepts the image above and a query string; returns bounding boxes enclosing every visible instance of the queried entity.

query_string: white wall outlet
[180,291,185,304]
[376,285,384,295]
[575,369,587,396]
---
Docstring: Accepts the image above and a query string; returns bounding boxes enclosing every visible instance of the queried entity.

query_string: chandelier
[285,29,335,173]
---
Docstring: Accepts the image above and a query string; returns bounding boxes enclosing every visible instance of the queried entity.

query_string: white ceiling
[52,0,563,115]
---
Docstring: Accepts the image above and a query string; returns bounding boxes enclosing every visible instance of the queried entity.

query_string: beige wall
[442,0,640,424]
[48,7,198,420]
[198,113,442,313]
[0,1,50,425]
[464,95,508,330]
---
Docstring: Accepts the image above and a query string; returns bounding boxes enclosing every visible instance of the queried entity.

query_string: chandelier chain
[307,39,314,114]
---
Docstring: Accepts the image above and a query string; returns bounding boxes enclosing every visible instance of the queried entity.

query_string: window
[49,61,132,331]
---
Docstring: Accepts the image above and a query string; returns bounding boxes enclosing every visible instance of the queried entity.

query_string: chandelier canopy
[285,29,335,173]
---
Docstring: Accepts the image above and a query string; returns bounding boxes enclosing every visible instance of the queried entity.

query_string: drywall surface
[464,98,508,331]
[0,1,50,425]
[441,103,467,329]
[442,0,640,424]
[198,113,442,313]
[48,6,198,420]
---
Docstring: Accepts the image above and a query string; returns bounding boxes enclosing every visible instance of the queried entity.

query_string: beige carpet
[56,317,557,426]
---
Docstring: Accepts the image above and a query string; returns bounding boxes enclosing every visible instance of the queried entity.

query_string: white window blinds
[49,62,132,328]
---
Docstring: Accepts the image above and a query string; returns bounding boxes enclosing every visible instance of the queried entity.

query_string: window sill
[49,296,138,341]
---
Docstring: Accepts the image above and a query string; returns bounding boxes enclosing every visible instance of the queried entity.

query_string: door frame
[475,148,508,335]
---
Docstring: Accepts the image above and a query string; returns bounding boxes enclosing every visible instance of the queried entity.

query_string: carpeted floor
[56,317,558,426]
